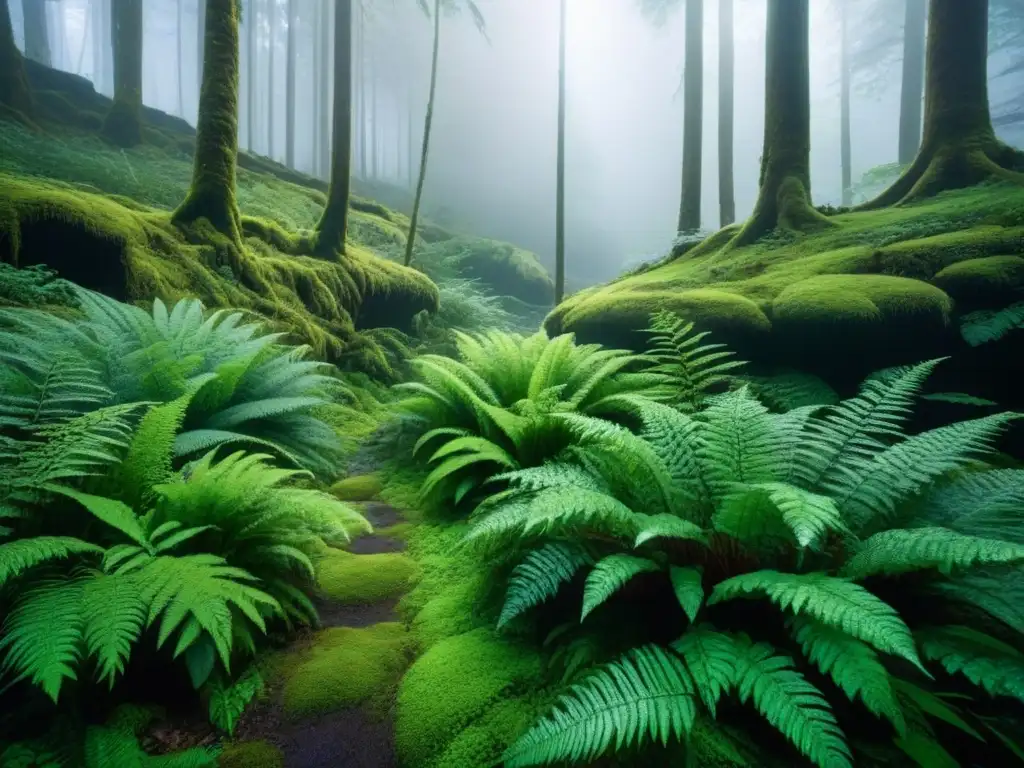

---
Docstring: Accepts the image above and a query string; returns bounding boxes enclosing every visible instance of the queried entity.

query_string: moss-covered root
[102,0,144,147]
[394,628,547,768]
[0,0,34,123]
[859,0,1024,209]
[172,0,245,256]
[218,740,284,768]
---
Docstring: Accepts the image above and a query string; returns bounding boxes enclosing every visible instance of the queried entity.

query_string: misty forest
[2,0,1024,766]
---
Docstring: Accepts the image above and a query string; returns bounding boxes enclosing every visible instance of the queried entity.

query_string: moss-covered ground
[547,183,1024,383]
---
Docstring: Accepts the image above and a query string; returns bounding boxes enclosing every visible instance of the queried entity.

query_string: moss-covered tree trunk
[172,0,244,253]
[861,0,1024,208]
[403,0,441,267]
[728,0,832,248]
[677,0,703,233]
[314,0,353,258]
[102,0,144,147]
[245,0,256,152]
[898,0,926,165]
[1,0,33,122]
[717,0,734,227]
[23,0,50,65]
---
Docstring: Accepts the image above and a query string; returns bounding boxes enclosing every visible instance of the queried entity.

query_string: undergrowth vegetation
[388,312,1024,767]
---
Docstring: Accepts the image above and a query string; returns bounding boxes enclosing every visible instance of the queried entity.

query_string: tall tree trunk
[197,0,206,118]
[403,0,440,267]
[358,4,368,178]
[285,0,295,168]
[23,0,50,65]
[406,80,414,188]
[314,0,352,257]
[92,0,112,95]
[728,0,833,248]
[267,0,275,159]
[318,0,331,177]
[246,0,255,151]
[173,0,245,258]
[554,0,566,305]
[861,0,1024,208]
[897,0,927,166]
[369,38,378,179]
[717,0,734,227]
[840,0,852,206]
[52,0,65,70]
[177,0,185,116]
[102,0,144,147]
[677,0,703,233]
[1,0,34,121]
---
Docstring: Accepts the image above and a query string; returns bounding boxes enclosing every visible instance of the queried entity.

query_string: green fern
[206,665,264,735]
[917,626,1024,703]
[670,625,735,715]
[670,566,704,623]
[499,542,594,629]
[842,527,1024,579]
[580,554,661,620]
[960,301,1024,346]
[742,371,839,412]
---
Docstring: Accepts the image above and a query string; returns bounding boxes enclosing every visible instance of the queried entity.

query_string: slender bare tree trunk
[840,0,852,206]
[267,0,276,159]
[403,0,441,267]
[246,0,256,151]
[554,0,566,304]
[196,0,206,121]
[406,79,414,188]
[319,0,331,177]
[285,0,295,167]
[314,0,353,257]
[1,0,34,121]
[102,0,144,146]
[177,0,185,116]
[23,0,51,65]
[718,0,734,226]
[898,0,927,165]
[358,3,368,177]
[677,0,704,233]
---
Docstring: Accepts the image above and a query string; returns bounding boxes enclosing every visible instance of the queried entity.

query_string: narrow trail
[233,501,414,768]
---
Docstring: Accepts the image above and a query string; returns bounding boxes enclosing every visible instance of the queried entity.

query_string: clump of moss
[0,263,78,307]
[932,254,1024,308]
[277,623,412,721]
[394,628,546,768]
[330,473,383,502]
[218,740,283,768]
[317,548,420,604]
[441,237,554,305]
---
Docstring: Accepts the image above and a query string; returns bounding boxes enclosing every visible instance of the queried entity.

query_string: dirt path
[231,502,414,768]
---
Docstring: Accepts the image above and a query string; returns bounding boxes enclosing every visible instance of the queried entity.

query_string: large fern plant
[465,359,1024,767]
[0,288,344,478]
[393,329,665,511]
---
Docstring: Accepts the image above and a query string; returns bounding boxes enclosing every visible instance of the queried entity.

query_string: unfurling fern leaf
[502,644,697,767]
[499,542,594,629]
[732,640,852,768]
[841,527,1024,580]
[580,554,661,620]
[206,665,264,735]
[789,615,905,734]
[708,570,925,671]
[916,626,1024,704]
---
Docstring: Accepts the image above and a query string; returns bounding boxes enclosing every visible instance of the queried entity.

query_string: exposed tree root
[858,138,1024,210]
[724,175,837,252]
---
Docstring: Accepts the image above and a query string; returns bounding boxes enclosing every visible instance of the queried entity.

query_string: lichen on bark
[102,0,144,147]
[860,0,1024,209]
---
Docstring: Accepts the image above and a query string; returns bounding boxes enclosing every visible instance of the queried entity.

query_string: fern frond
[633,513,707,548]
[502,644,697,767]
[960,301,1024,346]
[206,666,264,736]
[708,570,925,671]
[918,468,1024,543]
[670,566,704,623]
[732,640,852,768]
[499,542,594,629]
[917,626,1024,703]
[698,388,778,500]
[743,371,839,412]
[581,554,661,620]
[789,615,905,734]
[842,527,1024,579]
[670,625,736,715]
[715,482,844,550]
[0,536,102,589]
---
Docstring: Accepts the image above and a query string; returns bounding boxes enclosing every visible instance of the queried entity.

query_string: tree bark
[267,0,275,159]
[860,0,1024,208]
[840,0,852,206]
[358,4,368,177]
[369,38,378,179]
[197,0,206,98]
[285,0,295,168]
[23,0,50,66]
[677,0,703,233]
[403,0,441,267]
[318,0,331,177]
[898,0,926,165]
[246,0,256,152]
[314,0,352,257]
[717,0,734,226]
[728,0,833,248]
[173,0,244,255]
[406,80,414,188]
[177,0,185,116]
[554,0,566,304]
[1,0,33,121]
[102,0,144,147]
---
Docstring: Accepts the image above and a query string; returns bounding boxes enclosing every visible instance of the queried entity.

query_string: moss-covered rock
[218,740,283,768]
[931,255,1024,308]
[276,622,412,721]
[547,184,1024,375]
[445,237,554,305]
[329,473,383,502]
[316,548,420,604]
[394,628,546,768]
